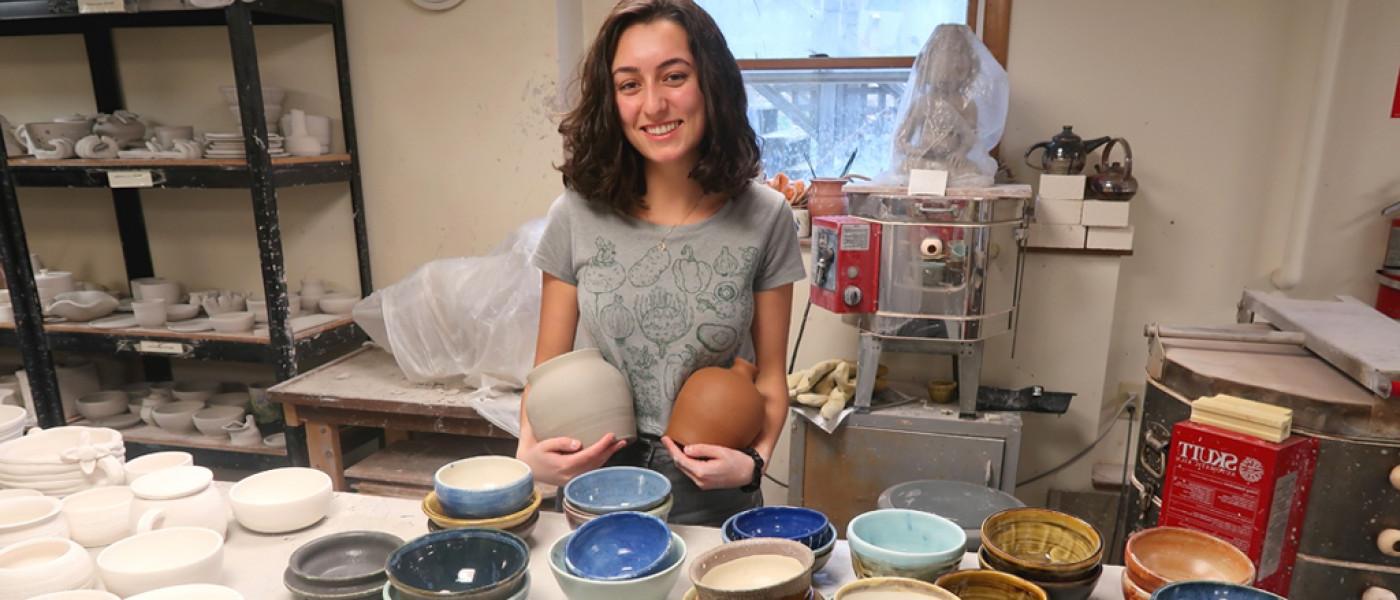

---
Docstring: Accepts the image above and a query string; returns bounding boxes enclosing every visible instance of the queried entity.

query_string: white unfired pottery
[129,278,181,306]
[48,291,118,322]
[129,465,229,536]
[224,415,262,446]
[171,381,219,404]
[149,401,203,434]
[29,590,120,600]
[228,467,333,533]
[0,489,41,500]
[96,526,224,597]
[60,485,134,547]
[525,348,637,444]
[0,537,95,600]
[191,406,244,437]
[211,311,254,333]
[126,584,243,600]
[132,299,167,329]
[122,451,193,483]
[0,496,68,549]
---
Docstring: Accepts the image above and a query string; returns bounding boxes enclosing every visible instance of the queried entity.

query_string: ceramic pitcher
[129,465,229,537]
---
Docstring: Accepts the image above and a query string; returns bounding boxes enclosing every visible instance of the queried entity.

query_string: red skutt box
[1158,420,1318,595]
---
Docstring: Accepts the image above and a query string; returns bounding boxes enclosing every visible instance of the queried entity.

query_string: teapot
[1088,137,1136,201]
[1024,125,1111,175]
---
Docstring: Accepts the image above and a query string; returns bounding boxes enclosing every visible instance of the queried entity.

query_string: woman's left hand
[661,436,755,491]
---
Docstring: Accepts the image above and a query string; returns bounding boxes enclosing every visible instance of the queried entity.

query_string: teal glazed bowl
[847,509,967,582]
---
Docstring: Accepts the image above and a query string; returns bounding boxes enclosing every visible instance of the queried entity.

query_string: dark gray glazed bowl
[290,530,404,586]
[386,529,529,599]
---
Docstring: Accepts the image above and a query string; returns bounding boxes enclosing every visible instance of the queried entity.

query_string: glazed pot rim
[848,509,967,559]
[0,496,62,531]
[387,528,529,595]
[563,466,672,513]
[980,507,1103,569]
[1149,580,1285,599]
[434,455,531,493]
[834,576,959,600]
[936,569,1048,599]
[731,506,829,542]
[565,511,673,581]
[688,537,815,593]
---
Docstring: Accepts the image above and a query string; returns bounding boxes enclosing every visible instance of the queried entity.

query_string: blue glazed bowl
[382,574,531,600]
[433,456,534,519]
[729,506,830,549]
[549,529,686,600]
[1150,582,1286,600]
[564,511,673,581]
[723,518,838,572]
[564,466,672,514]
[386,529,529,599]
[847,509,967,582]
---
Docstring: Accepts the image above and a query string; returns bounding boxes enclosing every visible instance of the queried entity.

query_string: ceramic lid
[130,465,212,500]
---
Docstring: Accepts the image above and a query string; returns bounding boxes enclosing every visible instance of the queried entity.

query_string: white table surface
[92,484,1125,599]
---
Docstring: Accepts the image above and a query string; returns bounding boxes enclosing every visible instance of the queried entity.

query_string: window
[698,0,1010,180]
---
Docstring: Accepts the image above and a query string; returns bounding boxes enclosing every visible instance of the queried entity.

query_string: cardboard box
[1159,421,1318,595]
[1086,226,1134,251]
[1027,224,1086,249]
[1081,200,1131,227]
[1038,174,1086,200]
[1035,196,1084,225]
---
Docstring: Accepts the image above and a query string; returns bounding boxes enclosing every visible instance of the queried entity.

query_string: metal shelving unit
[0,0,370,467]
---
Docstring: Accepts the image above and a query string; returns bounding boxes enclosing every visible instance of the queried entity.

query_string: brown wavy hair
[557,0,760,213]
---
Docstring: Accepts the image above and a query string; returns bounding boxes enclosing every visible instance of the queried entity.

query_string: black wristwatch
[739,447,764,493]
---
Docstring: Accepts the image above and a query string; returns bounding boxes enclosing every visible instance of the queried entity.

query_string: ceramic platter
[86,413,141,430]
[166,318,213,333]
[90,315,138,330]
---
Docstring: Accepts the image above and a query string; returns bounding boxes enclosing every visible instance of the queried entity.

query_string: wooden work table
[269,346,513,492]
[115,483,1127,599]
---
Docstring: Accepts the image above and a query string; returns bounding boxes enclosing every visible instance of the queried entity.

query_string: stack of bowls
[562,466,673,529]
[283,531,402,600]
[936,570,1048,600]
[834,577,960,599]
[384,529,530,599]
[1122,527,1256,599]
[422,456,540,539]
[549,528,687,600]
[0,405,25,443]
[847,509,967,582]
[564,512,674,582]
[687,538,815,600]
[1148,581,1285,600]
[720,506,836,571]
[977,508,1104,600]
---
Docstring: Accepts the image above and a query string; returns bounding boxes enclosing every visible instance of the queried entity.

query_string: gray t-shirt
[533,183,807,436]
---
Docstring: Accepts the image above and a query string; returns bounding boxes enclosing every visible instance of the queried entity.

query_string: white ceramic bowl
[30,590,120,600]
[127,584,243,600]
[75,391,128,421]
[317,293,359,315]
[60,486,133,548]
[123,452,193,483]
[0,537,95,599]
[0,489,41,501]
[151,401,203,434]
[165,303,200,321]
[191,406,245,437]
[229,467,332,533]
[96,527,224,597]
[171,381,219,404]
[211,312,255,333]
[0,496,68,549]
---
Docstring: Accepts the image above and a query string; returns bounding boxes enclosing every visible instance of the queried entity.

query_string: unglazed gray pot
[525,348,636,445]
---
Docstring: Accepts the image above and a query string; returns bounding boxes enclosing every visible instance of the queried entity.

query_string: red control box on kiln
[810,216,880,314]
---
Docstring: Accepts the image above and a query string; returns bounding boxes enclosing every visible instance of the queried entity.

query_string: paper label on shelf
[136,341,186,355]
[79,0,127,13]
[907,169,948,196]
[108,171,154,188]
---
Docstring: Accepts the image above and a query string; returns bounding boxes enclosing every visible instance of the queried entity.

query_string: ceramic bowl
[207,392,249,409]
[730,506,830,549]
[834,577,960,600]
[151,400,204,434]
[723,518,837,572]
[387,529,529,599]
[688,537,814,600]
[1121,570,1152,600]
[165,303,200,321]
[980,508,1103,581]
[878,479,1026,552]
[382,575,530,600]
[423,490,541,530]
[76,391,128,420]
[1150,581,1285,599]
[123,451,193,483]
[433,455,533,519]
[0,489,41,501]
[318,293,359,315]
[96,526,224,597]
[192,406,245,437]
[564,466,672,514]
[0,537,95,599]
[60,485,134,547]
[566,511,672,581]
[211,311,255,333]
[126,584,244,600]
[564,493,673,529]
[847,509,966,582]
[980,547,1102,600]
[0,496,68,549]
[550,529,685,600]
[287,531,401,596]
[1125,527,1255,592]
[229,467,332,533]
[171,382,219,404]
[30,591,121,600]
[429,504,541,541]
[936,569,1048,600]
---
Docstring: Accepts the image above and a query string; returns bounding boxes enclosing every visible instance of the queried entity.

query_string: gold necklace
[656,197,703,252]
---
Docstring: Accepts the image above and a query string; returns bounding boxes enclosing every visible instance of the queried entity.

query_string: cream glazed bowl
[229,467,333,533]
[96,526,224,597]
[0,537,96,600]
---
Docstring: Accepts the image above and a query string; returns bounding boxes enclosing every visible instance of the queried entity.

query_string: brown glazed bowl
[980,508,1103,581]
[665,358,765,449]
[978,547,1102,600]
[1124,527,1255,592]
[688,538,814,600]
[936,569,1047,600]
[835,577,960,600]
[1120,569,1152,600]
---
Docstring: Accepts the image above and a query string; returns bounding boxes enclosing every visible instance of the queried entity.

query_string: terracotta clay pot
[665,359,764,449]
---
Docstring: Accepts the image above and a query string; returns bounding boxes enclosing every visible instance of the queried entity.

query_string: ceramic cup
[793,208,811,238]
[130,278,181,306]
[152,126,194,151]
[132,299,167,329]
[61,485,135,547]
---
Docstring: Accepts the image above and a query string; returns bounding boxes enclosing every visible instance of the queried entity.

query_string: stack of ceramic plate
[202,132,288,159]
[0,426,126,495]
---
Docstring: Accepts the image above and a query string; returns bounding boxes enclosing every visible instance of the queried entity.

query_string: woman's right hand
[517,433,628,487]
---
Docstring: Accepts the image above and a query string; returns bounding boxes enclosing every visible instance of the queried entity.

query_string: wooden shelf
[72,420,287,456]
[5,154,353,188]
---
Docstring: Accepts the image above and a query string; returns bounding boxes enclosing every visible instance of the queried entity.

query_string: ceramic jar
[0,496,69,549]
[129,466,229,537]
[525,348,636,445]
[666,358,765,449]
[95,526,224,597]
[0,537,96,600]
[60,486,134,547]
[807,178,849,218]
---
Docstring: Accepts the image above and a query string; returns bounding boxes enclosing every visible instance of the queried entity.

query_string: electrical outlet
[1100,381,1143,426]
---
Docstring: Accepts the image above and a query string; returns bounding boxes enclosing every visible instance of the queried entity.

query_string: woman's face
[611,19,706,169]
